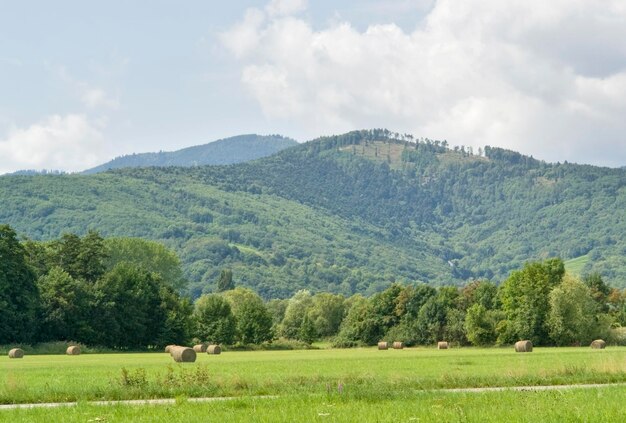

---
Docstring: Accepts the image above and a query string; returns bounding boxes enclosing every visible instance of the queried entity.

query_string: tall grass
[2,346,626,404]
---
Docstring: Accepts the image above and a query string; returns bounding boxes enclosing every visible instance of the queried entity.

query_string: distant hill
[1,129,625,298]
[7,170,66,176]
[82,134,297,174]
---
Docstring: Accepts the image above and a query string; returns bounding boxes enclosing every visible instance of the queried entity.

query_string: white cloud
[79,87,120,109]
[266,0,307,18]
[0,115,111,174]
[222,0,626,166]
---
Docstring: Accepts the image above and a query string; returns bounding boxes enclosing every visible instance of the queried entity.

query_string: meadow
[2,346,626,421]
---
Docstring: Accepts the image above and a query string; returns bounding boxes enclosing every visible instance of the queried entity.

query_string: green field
[2,347,626,421]
[564,255,590,275]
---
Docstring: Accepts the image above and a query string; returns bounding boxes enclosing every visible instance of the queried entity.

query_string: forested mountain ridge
[82,134,297,174]
[1,130,625,298]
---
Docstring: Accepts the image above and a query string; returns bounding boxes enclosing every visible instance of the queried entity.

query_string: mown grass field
[2,346,626,421]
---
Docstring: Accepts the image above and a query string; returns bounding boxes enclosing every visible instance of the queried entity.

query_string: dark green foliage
[48,232,108,283]
[194,294,236,344]
[37,267,93,342]
[216,269,234,292]
[0,225,39,343]
[91,263,166,348]
[158,286,194,347]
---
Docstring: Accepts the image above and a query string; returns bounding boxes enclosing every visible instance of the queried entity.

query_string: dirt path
[2,383,626,410]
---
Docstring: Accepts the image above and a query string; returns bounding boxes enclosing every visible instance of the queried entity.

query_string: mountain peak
[82,134,297,174]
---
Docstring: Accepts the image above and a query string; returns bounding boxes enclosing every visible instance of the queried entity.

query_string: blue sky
[1,0,625,173]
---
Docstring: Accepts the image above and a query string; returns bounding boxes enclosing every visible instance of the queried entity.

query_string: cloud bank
[222,0,626,166]
[0,115,110,174]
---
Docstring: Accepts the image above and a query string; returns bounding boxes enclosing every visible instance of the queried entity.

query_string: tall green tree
[280,290,313,339]
[547,275,602,346]
[194,294,236,344]
[308,293,345,338]
[92,263,164,348]
[223,287,273,345]
[158,285,194,347]
[335,296,382,346]
[37,266,93,342]
[216,269,234,292]
[78,230,108,283]
[498,258,565,345]
[465,304,498,346]
[0,225,39,343]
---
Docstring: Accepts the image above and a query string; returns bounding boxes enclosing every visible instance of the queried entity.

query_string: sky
[1,0,626,174]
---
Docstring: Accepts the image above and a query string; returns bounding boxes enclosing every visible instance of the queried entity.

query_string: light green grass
[6,387,626,422]
[564,255,590,275]
[2,347,626,405]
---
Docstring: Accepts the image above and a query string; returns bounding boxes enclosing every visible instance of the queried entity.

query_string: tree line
[2,224,625,349]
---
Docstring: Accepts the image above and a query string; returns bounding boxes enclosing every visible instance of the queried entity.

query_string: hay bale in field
[171,346,196,363]
[207,345,222,355]
[377,341,389,350]
[8,348,24,359]
[165,344,177,354]
[193,343,208,353]
[437,341,449,350]
[66,345,81,355]
[514,340,533,353]
[591,339,606,349]
[392,341,404,350]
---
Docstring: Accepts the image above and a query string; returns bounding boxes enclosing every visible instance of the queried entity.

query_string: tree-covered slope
[82,134,297,174]
[1,130,625,297]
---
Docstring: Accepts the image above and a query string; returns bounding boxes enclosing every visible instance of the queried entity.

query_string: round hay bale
[377,341,389,350]
[165,344,177,354]
[392,341,404,350]
[193,343,208,353]
[207,345,222,355]
[171,346,196,363]
[514,340,533,353]
[66,345,81,355]
[8,348,24,359]
[437,341,449,350]
[591,339,606,349]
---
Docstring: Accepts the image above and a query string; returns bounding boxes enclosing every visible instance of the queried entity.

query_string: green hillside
[82,134,297,174]
[1,130,625,297]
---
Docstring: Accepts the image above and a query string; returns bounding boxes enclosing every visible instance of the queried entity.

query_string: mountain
[82,134,297,174]
[1,129,625,298]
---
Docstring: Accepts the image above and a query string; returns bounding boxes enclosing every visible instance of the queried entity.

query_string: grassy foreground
[2,346,626,405]
[5,387,626,422]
